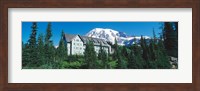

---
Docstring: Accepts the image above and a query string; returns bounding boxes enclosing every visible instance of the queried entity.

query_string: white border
[8,8,192,83]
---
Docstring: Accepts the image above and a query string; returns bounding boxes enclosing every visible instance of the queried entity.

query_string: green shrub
[107,60,117,69]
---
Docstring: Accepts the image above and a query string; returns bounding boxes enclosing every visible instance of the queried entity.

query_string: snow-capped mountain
[85,28,151,46]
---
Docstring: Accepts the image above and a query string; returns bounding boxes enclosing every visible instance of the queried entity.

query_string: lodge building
[64,33,111,55]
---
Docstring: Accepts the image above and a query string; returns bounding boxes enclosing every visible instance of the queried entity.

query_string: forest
[22,22,178,69]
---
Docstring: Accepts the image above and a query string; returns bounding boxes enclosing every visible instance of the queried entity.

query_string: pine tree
[116,47,127,69]
[27,22,38,67]
[148,39,157,68]
[98,43,103,60]
[128,49,136,68]
[156,38,171,69]
[128,37,144,69]
[150,29,157,61]
[174,22,178,58]
[140,36,149,68]
[57,30,68,61]
[122,46,129,58]
[153,28,157,42]
[133,45,145,69]
[163,22,178,57]
[84,41,97,69]
[44,22,54,65]
[22,42,30,67]
[101,50,108,68]
[37,33,45,65]
[111,38,127,69]
[98,43,108,68]
[112,38,118,60]
[45,22,52,44]
[49,41,56,64]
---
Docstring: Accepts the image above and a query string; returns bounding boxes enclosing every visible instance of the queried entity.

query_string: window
[76,39,79,42]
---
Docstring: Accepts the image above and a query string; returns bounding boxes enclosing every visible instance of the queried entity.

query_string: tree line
[22,22,68,68]
[22,22,178,69]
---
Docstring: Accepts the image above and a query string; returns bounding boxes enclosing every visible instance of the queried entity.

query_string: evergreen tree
[112,38,126,68]
[45,22,52,44]
[98,43,103,60]
[98,43,108,68]
[148,39,157,68]
[22,42,30,67]
[153,28,157,42]
[84,41,97,69]
[116,46,127,69]
[140,36,150,68]
[128,37,144,69]
[150,29,157,61]
[37,33,45,65]
[127,48,136,69]
[163,22,178,57]
[112,38,118,60]
[56,30,68,61]
[121,46,129,58]
[101,50,108,68]
[49,41,56,64]
[44,22,54,65]
[174,22,178,58]
[156,38,171,69]
[27,22,38,67]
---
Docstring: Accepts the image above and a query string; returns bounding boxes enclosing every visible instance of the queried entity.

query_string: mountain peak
[86,28,127,44]
[85,28,151,46]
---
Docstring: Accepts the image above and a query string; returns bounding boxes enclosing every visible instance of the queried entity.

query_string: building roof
[64,33,109,46]
[64,33,76,42]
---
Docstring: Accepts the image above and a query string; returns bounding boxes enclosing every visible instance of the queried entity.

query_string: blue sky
[22,22,163,46]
